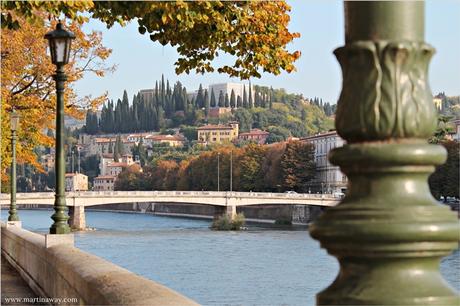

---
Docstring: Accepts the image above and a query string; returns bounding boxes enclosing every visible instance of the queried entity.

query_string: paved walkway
[1,254,40,305]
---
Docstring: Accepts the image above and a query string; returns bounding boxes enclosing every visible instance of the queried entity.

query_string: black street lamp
[45,22,75,234]
[8,110,20,222]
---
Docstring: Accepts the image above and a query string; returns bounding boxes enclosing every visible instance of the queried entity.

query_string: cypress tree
[117,135,125,156]
[218,90,225,107]
[108,100,114,133]
[243,86,248,108]
[210,88,216,108]
[248,83,253,108]
[196,84,204,108]
[225,93,230,107]
[237,96,242,108]
[230,89,236,108]
[113,138,120,162]
[121,90,130,133]
[157,107,166,129]
[115,99,122,133]
[204,89,210,118]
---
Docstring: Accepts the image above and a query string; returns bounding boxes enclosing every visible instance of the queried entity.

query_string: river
[3,210,459,306]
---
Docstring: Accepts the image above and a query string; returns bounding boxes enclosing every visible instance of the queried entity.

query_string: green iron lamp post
[310,2,459,305]
[45,22,75,234]
[8,110,20,222]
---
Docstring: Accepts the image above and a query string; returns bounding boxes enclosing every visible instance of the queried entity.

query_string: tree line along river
[3,209,459,306]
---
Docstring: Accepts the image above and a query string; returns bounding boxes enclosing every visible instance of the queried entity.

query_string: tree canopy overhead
[2,1,301,79]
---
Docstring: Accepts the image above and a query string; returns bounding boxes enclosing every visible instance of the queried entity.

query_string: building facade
[238,129,270,144]
[139,89,155,104]
[65,173,88,191]
[301,130,347,194]
[197,122,239,144]
[93,176,116,191]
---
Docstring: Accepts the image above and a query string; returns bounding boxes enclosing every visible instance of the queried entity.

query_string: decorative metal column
[309,2,459,305]
[45,22,75,234]
[8,110,20,222]
[50,64,71,234]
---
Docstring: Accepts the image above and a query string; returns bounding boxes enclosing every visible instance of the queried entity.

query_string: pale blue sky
[74,0,460,105]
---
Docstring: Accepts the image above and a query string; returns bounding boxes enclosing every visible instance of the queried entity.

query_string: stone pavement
[1,254,40,305]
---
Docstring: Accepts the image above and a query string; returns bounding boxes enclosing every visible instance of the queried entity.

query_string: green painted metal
[309,2,460,305]
[49,65,70,234]
[8,125,19,222]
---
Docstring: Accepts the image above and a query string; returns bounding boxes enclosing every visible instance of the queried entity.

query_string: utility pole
[217,152,220,192]
[77,146,81,173]
[71,147,74,173]
[230,150,233,192]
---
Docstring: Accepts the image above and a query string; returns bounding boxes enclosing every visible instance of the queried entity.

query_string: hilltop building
[144,134,185,147]
[139,89,155,104]
[209,107,232,118]
[238,129,270,144]
[208,83,254,104]
[197,122,239,144]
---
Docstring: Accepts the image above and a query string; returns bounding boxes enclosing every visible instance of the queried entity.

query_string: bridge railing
[1,190,340,200]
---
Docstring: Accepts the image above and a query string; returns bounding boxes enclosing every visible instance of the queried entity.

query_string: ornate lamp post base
[309,2,459,304]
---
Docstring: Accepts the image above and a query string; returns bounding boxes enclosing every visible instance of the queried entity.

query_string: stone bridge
[1,191,339,230]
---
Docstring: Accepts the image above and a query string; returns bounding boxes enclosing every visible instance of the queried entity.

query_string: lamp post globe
[8,110,20,222]
[45,22,75,234]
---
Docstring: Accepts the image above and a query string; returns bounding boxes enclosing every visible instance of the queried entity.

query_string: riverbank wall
[86,202,324,224]
[1,222,198,305]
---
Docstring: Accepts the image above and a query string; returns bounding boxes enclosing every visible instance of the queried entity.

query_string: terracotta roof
[197,124,234,130]
[95,138,114,143]
[148,135,184,141]
[239,129,269,136]
[66,173,87,178]
[94,175,116,180]
[101,153,114,159]
[127,133,151,137]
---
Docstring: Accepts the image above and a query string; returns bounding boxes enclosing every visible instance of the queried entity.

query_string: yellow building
[197,122,239,144]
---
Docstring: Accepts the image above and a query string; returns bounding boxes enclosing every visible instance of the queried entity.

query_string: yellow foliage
[1,12,114,184]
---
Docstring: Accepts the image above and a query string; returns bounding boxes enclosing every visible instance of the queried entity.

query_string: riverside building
[301,130,347,194]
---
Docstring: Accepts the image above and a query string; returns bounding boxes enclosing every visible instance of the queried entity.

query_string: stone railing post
[309,2,459,305]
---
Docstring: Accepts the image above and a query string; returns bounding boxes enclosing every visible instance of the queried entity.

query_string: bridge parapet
[0,191,340,207]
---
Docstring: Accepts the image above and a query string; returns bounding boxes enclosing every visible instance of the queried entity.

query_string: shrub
[212,213,245,230]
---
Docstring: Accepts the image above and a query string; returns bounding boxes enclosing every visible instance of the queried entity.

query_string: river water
[3,210,459,306]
